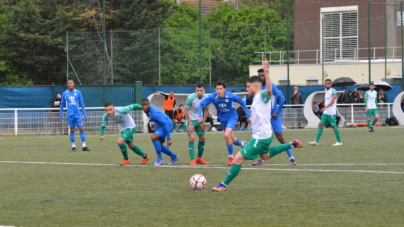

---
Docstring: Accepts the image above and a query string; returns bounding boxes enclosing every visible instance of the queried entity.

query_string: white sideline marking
[1,161,404,174]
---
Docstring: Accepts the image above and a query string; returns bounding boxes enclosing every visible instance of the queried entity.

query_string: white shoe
[332,142,343,146]
[308,141,319,146]
[211,127,217,131]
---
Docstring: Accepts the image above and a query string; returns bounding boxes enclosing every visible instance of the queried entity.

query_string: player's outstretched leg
[129,144,149,164]
[196,141,209,165]
[152,140,163,166]
[118,143,130,166]
[309,127,323,146]
[79,128,90,151]
[161,146,179,165]
[70,130,76,151]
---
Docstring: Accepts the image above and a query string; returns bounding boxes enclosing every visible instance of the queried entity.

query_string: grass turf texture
[0,127,403,226]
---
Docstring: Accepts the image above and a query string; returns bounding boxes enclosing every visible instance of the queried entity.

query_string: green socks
[372,119,378,126]
[333,128,341,143]
[131,145,147,158]
[315,127,324,143]
[118,143,128,160]
[223,164,241,185]
[367,120,371,129]
[269,143,292,159]
[197,141,205,158]
[188,141,195,160]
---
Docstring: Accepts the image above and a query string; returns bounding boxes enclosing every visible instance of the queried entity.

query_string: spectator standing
[155,91,176,131]
[289,86,302,104]
[50,92,63,134]
[378,89,388,103]
[289,86,303,128]
[344,90,354,103]
[337,87,347,104]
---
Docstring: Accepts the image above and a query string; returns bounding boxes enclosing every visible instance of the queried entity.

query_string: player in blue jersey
[197,81,250,166]
[141,98,180,166]
[252,69,296,165]
[59,80,90,151]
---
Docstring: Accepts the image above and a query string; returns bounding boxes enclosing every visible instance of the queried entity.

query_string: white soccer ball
[189,174,207,190]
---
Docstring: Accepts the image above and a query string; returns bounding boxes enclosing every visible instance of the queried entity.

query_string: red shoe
[196,157,209,165]
[190,160,197,166]
[227,157,233,166]
[120,159,130,166]
[141,155,150,164]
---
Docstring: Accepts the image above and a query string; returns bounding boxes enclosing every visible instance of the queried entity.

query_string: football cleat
[71,147,76,151]
[291,139,303,148]
[169,155,180,165]
[332,142,343,146]
[252,159,265,165]
[190,160,197,166]
[196,157,209,165]
[290,158,297,165]
[120,159,130,166]
[82,147,90,151]
[154,159,163,166]
[212,183,227,192]
[227,157,234,166]
[140,155,150,164]
[308,141,319,146]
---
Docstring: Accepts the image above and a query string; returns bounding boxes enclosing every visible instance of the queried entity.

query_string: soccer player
[173,104,186,132]
[365,83,379,132]
[99,102,150,165]
[252,68,296,165]
[59,79,90,151]
[309,79,342,146]
[184,84,210,166]
[141,98,180,166]
[211,61,303,192]
[197,80,250,166]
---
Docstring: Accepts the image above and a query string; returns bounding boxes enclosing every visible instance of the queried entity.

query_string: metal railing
[0,103,396,136]
[0,107,145,136]
[255,47,403,65]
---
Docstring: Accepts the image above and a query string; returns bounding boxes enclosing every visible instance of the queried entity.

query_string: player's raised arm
[263,60,272,96]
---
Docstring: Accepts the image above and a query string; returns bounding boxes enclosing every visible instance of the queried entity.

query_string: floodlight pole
[368,0,371,84]
[286,0,290,104]
[199,0,203,83]
[102,0,106,85]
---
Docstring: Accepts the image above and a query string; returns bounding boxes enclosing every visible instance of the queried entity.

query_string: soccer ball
[189,174,207,190]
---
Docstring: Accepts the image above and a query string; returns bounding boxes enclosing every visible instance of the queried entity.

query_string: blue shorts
[153,122,172,143]
[271,115,282,134]
[220,114,239,130]
[68,115,84,128]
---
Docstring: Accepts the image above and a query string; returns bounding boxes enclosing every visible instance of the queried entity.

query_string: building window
[321,6,358,62]
[279,80,289,86]
[307,80,318,86]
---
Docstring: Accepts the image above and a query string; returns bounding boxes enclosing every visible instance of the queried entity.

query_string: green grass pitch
[0,127,403,226]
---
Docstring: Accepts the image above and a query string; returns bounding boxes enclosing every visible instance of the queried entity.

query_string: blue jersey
[144,104,172,140]
[198,91,250,121]
[60,89,87,119]
[263,83,285,115]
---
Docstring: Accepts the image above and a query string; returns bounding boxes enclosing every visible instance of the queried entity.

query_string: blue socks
[69,132,75,146]
[234,139,243,146]
[285,149,294,159]
[226,144,233,156]
[152,140,163,160]
[79,130,86,144]
[162,146,177,159]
